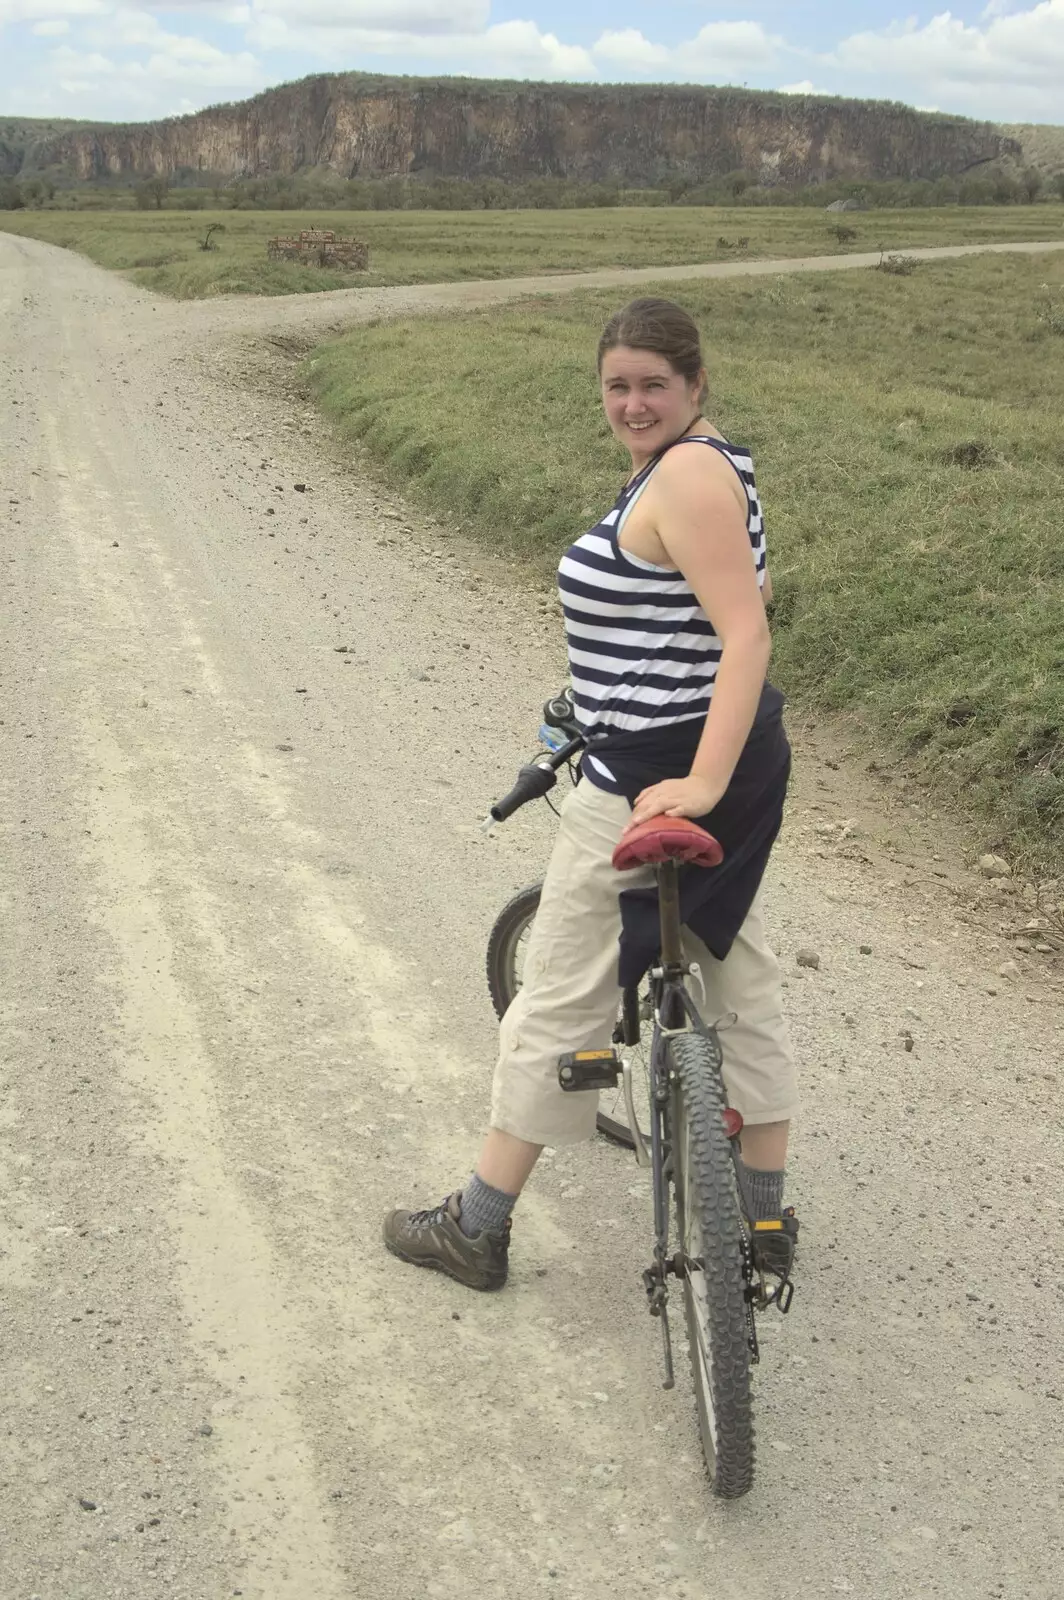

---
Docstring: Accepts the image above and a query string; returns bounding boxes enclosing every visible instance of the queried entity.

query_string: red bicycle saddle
[612,814,724,872]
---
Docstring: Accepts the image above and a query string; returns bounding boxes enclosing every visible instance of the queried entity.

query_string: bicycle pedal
[557,1048,621,1092]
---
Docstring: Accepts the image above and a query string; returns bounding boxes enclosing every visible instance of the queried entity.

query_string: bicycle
[484,691,795,1498]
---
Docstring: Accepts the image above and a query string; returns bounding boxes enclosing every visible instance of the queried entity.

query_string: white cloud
[49,36,263,91]
[467,19,592,77]
[831,3,1064,87]
[4,1,1063,127]
[682,19,784,73]
[139,0,251,15]
[244,10,593,76]
[589,18,783,81]
[251,0,487,36]
[592,29,670,70]
[0,0,107,18]
[243,4,778,82]
[824,2,1064,120]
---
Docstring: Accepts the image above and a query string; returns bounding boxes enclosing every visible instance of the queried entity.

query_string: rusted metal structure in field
[266,229,369,269]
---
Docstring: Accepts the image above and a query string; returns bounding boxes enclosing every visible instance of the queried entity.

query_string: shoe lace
[407,1198,451,1231]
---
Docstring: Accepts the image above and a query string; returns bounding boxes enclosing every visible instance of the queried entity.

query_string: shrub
[134,177,170,210]
[1036,290,1064,335]
[877,252,918,275]
[941,440,995,469]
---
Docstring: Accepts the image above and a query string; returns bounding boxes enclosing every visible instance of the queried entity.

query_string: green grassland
[1,204,1061,298]
[305,251,1064,865]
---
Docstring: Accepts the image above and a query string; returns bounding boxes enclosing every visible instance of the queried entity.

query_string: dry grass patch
[2,204,1062,297]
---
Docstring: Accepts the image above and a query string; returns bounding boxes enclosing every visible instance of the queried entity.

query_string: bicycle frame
[490,717,789,1394]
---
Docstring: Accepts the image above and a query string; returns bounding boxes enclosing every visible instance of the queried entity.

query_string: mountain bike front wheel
[668,1029,754,1498]
[485,883,649,1150]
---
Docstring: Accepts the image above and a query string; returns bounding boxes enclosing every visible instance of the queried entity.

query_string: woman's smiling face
[599,345,703,464]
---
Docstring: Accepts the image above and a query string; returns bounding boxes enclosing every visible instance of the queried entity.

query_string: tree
[724,169,755,199]
[958,175,994,206]
[1054,173,1064,201]
[1021,166,1042,204]
[147,176,170,209]
[0,178,25,210]
[930,175,959,206]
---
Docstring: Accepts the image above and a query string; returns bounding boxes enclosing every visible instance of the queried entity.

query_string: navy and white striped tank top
[558,435,767,745]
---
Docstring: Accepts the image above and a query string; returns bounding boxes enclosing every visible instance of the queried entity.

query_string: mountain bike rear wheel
[668,1029,754,1498]
[485,883,649,1150]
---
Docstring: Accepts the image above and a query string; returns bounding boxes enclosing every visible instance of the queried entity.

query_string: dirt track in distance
[2,230,1063,1600]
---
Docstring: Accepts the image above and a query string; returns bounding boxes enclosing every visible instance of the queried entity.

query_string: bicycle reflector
[722,1108,744,1140]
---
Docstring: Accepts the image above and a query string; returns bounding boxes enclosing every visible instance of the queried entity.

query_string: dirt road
[2,231,1063,1600]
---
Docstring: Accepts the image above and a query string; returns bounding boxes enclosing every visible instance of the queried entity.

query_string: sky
[0,1,1061,128]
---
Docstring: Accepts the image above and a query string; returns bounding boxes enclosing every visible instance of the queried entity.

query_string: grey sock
[738,1162,785,1221]
[458,1174,518,1239]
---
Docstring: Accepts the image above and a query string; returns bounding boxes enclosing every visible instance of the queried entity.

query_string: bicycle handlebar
[487,688,586,824]
[489,733,585,822]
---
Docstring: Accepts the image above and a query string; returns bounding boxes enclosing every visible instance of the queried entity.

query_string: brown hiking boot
[382,1192,510,1291]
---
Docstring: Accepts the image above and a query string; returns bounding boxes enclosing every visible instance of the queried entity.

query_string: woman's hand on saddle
[621,774,724,835]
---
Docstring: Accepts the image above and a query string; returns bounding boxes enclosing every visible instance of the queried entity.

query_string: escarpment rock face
[13,74,1021,186]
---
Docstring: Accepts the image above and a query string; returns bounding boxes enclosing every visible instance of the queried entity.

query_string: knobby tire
[668,1029,754,1498]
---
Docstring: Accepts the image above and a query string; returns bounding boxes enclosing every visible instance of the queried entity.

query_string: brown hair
[596,297,707,404]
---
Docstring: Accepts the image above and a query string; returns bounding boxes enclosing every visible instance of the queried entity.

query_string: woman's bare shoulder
[653,438,747,506]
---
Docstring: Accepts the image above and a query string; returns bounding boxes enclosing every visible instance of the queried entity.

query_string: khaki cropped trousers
[490,777,798,1148]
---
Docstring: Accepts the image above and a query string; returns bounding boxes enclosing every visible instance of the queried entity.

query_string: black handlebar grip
[489,761,559,822]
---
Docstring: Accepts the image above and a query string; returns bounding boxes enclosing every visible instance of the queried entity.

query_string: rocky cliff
[11,75,1021,187]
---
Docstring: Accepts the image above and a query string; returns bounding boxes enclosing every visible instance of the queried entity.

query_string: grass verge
[1,204,1061,297]
[305,250,1064,867]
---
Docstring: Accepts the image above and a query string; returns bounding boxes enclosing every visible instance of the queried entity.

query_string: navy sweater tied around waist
[581,683,791,988]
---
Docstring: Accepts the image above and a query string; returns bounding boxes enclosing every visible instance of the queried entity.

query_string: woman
[383,297,798,1290]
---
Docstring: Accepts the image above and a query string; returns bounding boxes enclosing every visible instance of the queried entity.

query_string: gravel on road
[2,230,1062,1600]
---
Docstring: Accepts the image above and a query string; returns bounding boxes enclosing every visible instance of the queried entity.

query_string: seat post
[658,860,684,972]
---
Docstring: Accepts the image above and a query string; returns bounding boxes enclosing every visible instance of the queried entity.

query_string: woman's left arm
[625,452,771,829]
